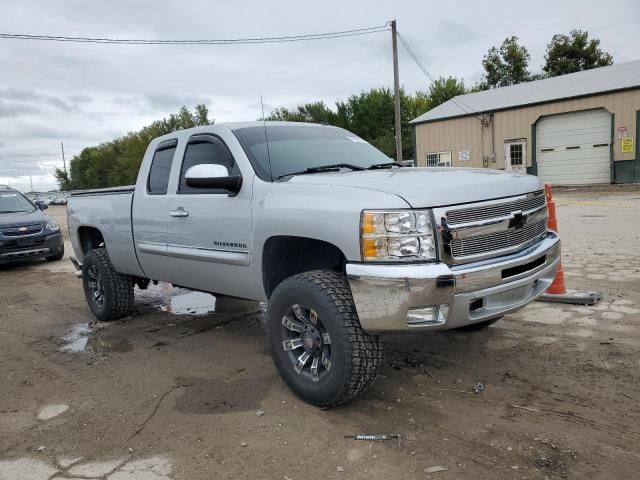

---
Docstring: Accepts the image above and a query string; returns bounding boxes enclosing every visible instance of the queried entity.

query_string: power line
[0,145,85,152]
[0,25,390,45]
[396,31,481,118]
[0,150,81,158]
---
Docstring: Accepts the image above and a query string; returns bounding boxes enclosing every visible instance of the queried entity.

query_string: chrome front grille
[0,223,44,237]
[446,191,545,226]
[435,191,548,264]
[450,218,547,258]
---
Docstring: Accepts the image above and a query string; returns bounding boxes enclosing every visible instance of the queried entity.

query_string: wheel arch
[262,235,347,299]
[77,225,105,254]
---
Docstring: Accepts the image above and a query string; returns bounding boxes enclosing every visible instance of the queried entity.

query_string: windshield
[0,191,36,213]
[233,125,391,180]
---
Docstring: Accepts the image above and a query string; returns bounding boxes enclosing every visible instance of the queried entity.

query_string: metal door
[537,109,611,185]
[131,139,177,281]
[164,131,254,296]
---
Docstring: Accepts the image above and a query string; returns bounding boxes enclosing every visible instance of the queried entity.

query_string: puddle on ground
[173,376,271,414]
[60,324,92,352]
[60,284,261,353]
[134,283,216,315]
[60,324,132,354]
[137,282,260,316]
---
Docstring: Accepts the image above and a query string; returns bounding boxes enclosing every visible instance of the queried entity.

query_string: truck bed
[67,187,144,278]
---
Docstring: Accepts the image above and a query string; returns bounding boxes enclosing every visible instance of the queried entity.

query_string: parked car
[67,122,560,407]
[50,196,68,205]
[0,185,64,263]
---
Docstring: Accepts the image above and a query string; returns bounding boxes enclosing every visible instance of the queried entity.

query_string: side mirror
[36,201,48,210]
[185,164,242,193]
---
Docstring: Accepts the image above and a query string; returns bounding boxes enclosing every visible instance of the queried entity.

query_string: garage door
[537,109,611,185]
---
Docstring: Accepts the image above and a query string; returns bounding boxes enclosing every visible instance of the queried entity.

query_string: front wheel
[82,248,134,321]
[267,270,382,408]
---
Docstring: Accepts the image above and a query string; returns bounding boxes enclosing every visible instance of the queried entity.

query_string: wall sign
[458,150,470,161]
[621,137,634,153]
[617,126,628,139]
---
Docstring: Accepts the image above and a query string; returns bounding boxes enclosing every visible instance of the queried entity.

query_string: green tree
[481,36,531,88]
[543,30,613,77]
[428,76,466,108]
[56,105,213,190]
[265,88,441,161]
[266,101,336,124]
[54,169,70,191]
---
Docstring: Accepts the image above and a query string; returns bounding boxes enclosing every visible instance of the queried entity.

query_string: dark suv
[0,185,64,263]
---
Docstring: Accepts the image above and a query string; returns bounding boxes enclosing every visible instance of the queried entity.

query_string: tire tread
[270,270,382,407]
[84,248,134,321]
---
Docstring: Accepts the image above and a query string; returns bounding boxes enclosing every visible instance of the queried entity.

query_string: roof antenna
[260,94,274,181]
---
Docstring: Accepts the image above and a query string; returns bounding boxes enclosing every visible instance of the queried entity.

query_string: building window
[425,151,452,167]
[509,143,523,166]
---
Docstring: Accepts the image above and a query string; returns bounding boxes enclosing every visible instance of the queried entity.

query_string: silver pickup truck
[68,121,560,407]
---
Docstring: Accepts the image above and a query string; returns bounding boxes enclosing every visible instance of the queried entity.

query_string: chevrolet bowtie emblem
[508,210,527,230]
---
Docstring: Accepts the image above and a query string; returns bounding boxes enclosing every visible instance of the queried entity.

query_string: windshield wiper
[0,210,25,213]
[367,162,405,170]
[277,163,365,180]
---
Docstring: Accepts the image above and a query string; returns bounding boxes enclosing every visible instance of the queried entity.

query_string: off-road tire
[82,248,134,321]
[267,270,382,408]
[455,317,502,332]
[45,243,65,261]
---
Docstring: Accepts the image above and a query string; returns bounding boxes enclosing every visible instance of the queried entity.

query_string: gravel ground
[1,186,639,480]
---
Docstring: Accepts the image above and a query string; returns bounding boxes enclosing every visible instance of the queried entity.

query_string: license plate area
[502,255,546,279]
[16,238,36,247]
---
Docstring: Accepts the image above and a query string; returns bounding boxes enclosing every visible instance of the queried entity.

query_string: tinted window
[179,136,239,193]
[233,125,391,180]
[147,146,176,195]
[0,191,36,213]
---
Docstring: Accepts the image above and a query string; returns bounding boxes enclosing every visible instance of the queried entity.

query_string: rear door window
[147,141,177,195]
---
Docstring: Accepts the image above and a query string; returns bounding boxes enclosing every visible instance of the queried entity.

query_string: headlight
[45,219,60,232]
[361,210,436,262]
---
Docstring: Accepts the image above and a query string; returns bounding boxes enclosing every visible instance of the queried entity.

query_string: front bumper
[0,232,63,262]
[346,231,560,333]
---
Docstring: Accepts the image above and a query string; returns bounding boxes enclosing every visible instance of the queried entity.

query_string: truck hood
[288,167,542,207]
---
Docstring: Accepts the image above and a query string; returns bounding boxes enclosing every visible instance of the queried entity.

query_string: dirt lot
[1,186,639,480]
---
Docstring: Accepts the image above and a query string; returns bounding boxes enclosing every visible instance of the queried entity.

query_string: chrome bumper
[346,231,560,333]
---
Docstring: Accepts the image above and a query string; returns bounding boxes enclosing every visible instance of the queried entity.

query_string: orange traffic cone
[544,185,567,295]
[537,184,601,306]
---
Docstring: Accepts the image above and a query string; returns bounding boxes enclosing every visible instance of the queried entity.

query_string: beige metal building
[410,61,640,184]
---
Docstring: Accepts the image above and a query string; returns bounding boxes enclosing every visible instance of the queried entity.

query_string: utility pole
[61,141,67,178]
[391,19,403,164]
[29,176,33,192]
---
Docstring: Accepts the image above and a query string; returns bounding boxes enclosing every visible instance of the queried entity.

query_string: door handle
[170,207,189,218]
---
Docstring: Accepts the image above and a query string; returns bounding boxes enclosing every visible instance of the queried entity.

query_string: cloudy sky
[1,0,638,191]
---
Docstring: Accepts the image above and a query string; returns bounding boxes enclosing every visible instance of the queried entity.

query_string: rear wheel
[267,270,382,408]
[82,248,133,321]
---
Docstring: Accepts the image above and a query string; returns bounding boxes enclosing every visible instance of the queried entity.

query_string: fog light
[407,304,449,326]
